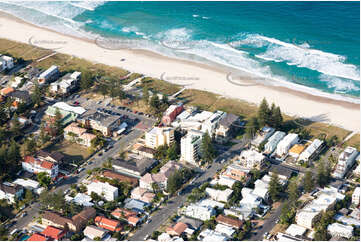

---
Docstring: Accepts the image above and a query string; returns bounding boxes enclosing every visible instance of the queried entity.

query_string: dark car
[73,101,80,106]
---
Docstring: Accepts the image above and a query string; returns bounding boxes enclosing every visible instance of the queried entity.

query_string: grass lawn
[344,133,360,150]
[141,77,181,96]
[44,139,92,164]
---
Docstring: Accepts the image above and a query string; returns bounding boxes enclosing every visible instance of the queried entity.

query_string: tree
[271,106,283,128]
[162,94,169,105]
[10,113,21,136]
[201,132,216,163]
[80,70,93,90]
[142,86,149,103]
[32,83,42,107]
[279,201,296,225]
[37,172,51,188]
[149,94,160,110]
[303,170,314,193]
[24,138,37,155]
[268,173,282,201]
[317,160,331,187]
[258,98,271,127]
[245,116,259,138]
[54,108,63,135]
[287,179,299,203]
[24,189,34,204]
[167,142,179,160]
[98,83,109,97]
[8,140,20,163]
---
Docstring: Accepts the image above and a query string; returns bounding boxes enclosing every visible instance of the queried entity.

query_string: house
[178,216,203,232]
[111,155,158,178]
[0,55,14,71]
[238,149,265,169]
[140,160,180,191]
[327,223,354,239]
[0,87,14,96]
[94,216,122,232]
[37,150,64,164]
[134,145,156,158]
[22,156,58,179]
[130,187,155,203]
[276,133,299,157]
[251,126,275,147]
[211,176,237,188]
[50,71,81,94]
[352,187,360,205]
[253,178,270,201]
[222,164,251,182]
[268,165,293,182]
[198,229,228,241]
[41,226,66,240]
[145,127,175,149]
[27,233,48,241]
[298,139,323,162]
[180,129,204,165]
[285,224,307,237]
[166,222,188,236]
[215,113,239,144]
[83,225,108,240]
[111,208,140,226]
[215,214,243,229]
[86,181,118,201]
[13,178,43,195]
[0,182,23,204]
[42,208,96,232]
[333,146,359,179]
[238,192,263,219]
[8,90,32,106]
[45,105,79,127]
[182,204,216,221]
[205,187,233,203]
[38,65,59,84]
[201,110,225,135]
[78,110,121,136]
[334,214,360,227]
[288,144,306,158]
[295,187,345,229]
[124,198,148,213]
[102,170,138,186]
[264,131,286,154]
[63,122,96,147]
[162,103,184,126]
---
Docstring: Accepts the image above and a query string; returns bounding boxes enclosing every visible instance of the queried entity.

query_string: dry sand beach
[0,12,359,132]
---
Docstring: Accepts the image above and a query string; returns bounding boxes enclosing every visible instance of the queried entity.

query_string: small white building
[50,71,81,94]
[285,224,307,237]
[214,224,235,238]
[145,127,175,149]
[333,146,359,179]
[83,225,108,240]
[239,148,265,169]
[87,181,118,201]
[12,178,43,194]
[276,133,299,157]
[38,65,59,84]
[210,176,236,188]
[205,187,233,203]
[198,229,228,241]
[0,182,23,204]
[264,131,286,154]
[0,55,14,71]
[327,223,354,239]
[22,156,58,179]
[352,187,360,206]
[180,129,204,165]
[298,139,323,162]
[201,110,225,135]
[252,126,275,147]
[182,204,216,221]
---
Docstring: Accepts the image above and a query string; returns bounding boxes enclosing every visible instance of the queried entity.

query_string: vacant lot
[44,139,92,164]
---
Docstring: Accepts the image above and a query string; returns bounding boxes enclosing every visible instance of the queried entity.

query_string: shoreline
[0,11,359,132]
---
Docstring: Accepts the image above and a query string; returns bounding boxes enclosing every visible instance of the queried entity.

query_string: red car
[73,101,80,106]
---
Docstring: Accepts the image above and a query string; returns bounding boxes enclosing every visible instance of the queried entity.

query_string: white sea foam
[245,34,360,81]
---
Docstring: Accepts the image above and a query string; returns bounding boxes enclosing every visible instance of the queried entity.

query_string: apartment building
[86,181,118,201]
[298,139,323,162]
[145,127,175,149]
[333,146,359,179]
[264,131,286,154]
[50,71,81,94]
[251,126,275,147]
[215,113,239,143]
[180,129,204,165]
[239,149,265,169]
[38,65,60,85]
[0,182,23,204]
[352,187,360,206]
[201,110,225,135]
[162,103,184,126]
[22,156,58,179]
[0,55,14,72]
[276,133,299,157]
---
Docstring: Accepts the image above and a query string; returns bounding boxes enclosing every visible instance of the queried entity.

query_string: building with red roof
[166,222,188,236]
[22,155,58,179]
[41,226,66,240]
[27,233,48,241]
[95,216,122,232]
[111,208,140,226]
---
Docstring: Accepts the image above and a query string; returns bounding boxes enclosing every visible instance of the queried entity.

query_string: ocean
[0,1,359,102]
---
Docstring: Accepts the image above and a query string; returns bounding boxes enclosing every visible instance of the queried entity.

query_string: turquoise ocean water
[0,1,359,102]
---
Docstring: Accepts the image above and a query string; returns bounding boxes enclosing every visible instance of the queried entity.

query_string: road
[248,204,283,241]
[130,138,249,241]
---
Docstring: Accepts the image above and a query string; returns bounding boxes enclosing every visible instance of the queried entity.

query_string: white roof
[211,176,236,188]
[327,223,354,238]
[205,187,233,202]
[199,229,228,241]
[13,178,40,189]
[53,102,86,115]
[285,224,307,237]
[334,214,360,227]
[176,110,191,120]
[73,193,94,206]
[39,65,58,78]
[189,111,213,122]
[197,198,225,209]
[215,224,235,238]
[299,139,323,160]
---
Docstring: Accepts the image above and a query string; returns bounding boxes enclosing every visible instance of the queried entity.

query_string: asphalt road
[130,138,249,241]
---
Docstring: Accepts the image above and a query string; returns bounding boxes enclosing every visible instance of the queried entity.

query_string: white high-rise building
[333,146,358,178]
[181,129,204,165]
[87,181,118,201]
[145,127,175,149]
